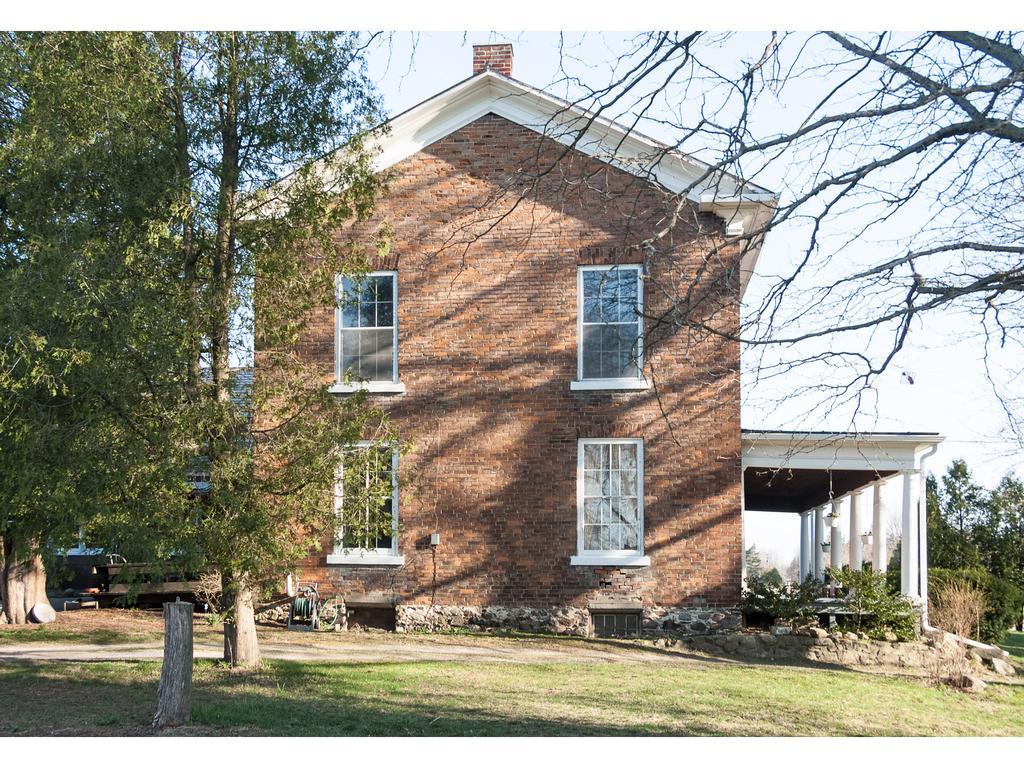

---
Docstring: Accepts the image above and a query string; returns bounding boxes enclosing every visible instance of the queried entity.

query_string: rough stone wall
[271,112,744,619]
[679,629,968,669]
[392,604,743,636]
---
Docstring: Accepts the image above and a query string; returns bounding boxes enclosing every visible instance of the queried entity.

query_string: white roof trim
[286,70,777,298]
[742,431,945,472]
[371,71,773,200]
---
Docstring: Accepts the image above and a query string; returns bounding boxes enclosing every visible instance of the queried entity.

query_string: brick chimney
[472,44,513,77]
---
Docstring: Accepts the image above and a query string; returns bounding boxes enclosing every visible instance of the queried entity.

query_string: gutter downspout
[917,443,939,629]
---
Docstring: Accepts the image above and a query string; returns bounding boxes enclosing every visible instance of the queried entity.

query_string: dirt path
[0,632,723,664]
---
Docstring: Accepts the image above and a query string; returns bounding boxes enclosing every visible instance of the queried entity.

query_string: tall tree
[0,33,399,661]
[977,473,1024,590]
[0,33,181,623]
[926,461,984,570]
[147,32,396,667]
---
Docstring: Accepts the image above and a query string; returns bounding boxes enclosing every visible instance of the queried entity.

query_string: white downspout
[917,443,939,629]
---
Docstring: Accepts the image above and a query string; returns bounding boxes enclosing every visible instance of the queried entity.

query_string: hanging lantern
[821,541,831,553]
[861,532,872,547]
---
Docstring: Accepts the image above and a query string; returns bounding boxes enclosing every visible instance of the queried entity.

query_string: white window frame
[326,441,405,566]
[571,264,649,391]
[570,437,650,567]
[330,270,405,395]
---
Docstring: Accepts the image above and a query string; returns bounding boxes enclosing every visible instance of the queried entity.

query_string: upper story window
[570,438,649,567]
[332,271,404,394]
[327,442,404,566]
[572,265,648,391]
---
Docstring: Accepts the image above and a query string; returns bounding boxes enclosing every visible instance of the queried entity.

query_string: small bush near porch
[2,656,1023,737]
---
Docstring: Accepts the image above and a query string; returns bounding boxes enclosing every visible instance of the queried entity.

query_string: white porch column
[901,470,921,598]
[872,481,886,573]
[849,490,863,571]
[813,505,825,579]
[799,511,811,580]
[830,497,843,571]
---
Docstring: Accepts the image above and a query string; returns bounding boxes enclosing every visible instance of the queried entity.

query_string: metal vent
[591,611,641,638]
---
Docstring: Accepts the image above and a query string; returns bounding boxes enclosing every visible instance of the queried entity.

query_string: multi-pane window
[337,272,397,383]
[578,439,643,555]
[578,265,643,381]
[335,445,399,556]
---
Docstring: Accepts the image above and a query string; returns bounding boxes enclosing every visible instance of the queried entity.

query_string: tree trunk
[1,535,48,625]
[153,601,194,728]
[222,573,259,668]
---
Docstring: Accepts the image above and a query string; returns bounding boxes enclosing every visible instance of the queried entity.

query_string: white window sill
[328,381,406,395]
[326,553,405,566]
[570,554,651,567]
[570,379,649,391]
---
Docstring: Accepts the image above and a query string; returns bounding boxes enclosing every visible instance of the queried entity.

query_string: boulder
[982,656,1017,677]
[946,675,987,694]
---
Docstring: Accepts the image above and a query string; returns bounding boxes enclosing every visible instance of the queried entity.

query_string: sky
[362,32,1020,562]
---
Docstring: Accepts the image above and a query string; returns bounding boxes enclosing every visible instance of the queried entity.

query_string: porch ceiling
[740,429,943,513]
[742,466,897,513]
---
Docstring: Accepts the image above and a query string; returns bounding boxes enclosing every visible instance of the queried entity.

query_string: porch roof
[740,429,943,513]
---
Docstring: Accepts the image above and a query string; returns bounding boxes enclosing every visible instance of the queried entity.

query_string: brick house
[279,45,943,636]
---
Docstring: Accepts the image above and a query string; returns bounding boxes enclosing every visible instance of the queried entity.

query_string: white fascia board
[741,432,945,472]
[372,72,770,203]
[288,71,778,298]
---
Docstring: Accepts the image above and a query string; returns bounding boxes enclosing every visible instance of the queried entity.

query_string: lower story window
[333,443,400,560]
[576,438,644,561]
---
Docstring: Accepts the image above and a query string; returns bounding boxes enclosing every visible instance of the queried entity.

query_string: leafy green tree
[0,33,183,623]
[1,33,398,663]
[926,460,983,571]
[977,474,1024,592]
[141,32,396,667]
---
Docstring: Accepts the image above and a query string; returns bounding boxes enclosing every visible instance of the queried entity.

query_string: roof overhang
[741,430,944,513]
[287,70,778,299]
[742,430,944,472]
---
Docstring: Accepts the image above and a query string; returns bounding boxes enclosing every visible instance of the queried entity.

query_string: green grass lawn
[2,658,1022,736]
[1001,631,1024,664]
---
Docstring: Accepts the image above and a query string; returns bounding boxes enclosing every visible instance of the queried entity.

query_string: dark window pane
[359,301,376,328]
[370,275,392,302]
[581,325,602,379]
[342,302,359,327]
[377,301,394,327]
[583,270,603,300]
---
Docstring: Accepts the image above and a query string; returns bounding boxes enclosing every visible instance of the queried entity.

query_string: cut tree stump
[152,601,194,728]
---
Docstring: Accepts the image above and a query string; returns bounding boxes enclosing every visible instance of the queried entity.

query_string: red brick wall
[472,44,513,77]
[284,113,743,613]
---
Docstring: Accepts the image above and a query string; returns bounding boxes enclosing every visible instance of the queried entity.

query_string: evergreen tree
[745,545,763,579]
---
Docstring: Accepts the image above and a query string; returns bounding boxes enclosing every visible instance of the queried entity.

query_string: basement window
[591,611,641,638]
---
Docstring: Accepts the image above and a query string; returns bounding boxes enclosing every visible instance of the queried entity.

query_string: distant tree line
[925,459,1024,640]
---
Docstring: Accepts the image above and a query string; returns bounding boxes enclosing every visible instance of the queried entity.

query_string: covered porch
[740,430,944,611]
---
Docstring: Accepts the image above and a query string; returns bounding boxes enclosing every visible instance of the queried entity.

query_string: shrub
[826,567,917,641]
[929,568,1024,644]
[929,577,985,640]
[741,573,819,624]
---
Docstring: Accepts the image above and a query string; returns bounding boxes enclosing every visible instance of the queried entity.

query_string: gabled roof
[302,69,778,297]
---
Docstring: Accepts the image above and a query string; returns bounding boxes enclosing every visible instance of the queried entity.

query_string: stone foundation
[395,605,591,636]
[261,597,744,637]
[645,606,743,635]
[393,604,742,637]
